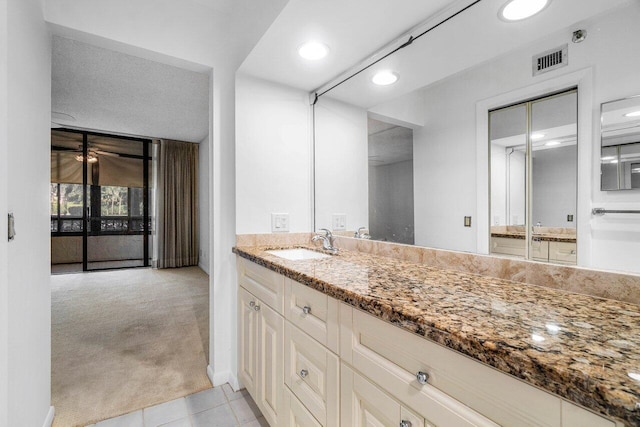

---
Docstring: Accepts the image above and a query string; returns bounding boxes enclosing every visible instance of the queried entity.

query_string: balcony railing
[51,216,151,236]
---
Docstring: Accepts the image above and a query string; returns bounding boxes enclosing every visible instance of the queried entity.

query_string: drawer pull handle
[302,306,311,315]
[249,301,255,308]
[300,369,308,378]
[400,421,412,427]
[253,305,261,311]
[416,371,429,385]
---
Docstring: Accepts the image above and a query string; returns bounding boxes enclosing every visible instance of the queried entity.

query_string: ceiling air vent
[532,44,568,76]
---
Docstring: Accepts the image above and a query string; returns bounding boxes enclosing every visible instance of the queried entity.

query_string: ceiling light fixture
[75,152,98,164]
[629,372,640,381]
[298,41,329,61]
[531,333,545,343]
[601,156,616,161]
[372,70,399,86]
[545,140,560,147]
[624,110,640,118]
[530,133,545,140]
[500,0,549,21]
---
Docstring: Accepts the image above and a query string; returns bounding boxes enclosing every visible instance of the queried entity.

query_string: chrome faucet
[354,227,371,239]
[312,228,338,253]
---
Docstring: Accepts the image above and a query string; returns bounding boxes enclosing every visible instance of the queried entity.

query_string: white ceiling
[322,0,630,109]
[52,36,210,142]
[241,0,629,108]
[238,0,461,92]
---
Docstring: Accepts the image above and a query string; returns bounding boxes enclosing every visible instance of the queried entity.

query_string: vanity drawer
[285,278,339,353]
[238,257,285,314]
[490,237,525,257]
[283,388,322,427]
[549,241,577,264]
[530,239,549,261]
[341,363,427,427]
[284,322,339,427]
[347,307,561,427]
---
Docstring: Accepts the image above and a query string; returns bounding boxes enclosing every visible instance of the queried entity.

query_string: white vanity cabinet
[237,259,286,427]
[236,257,619,427]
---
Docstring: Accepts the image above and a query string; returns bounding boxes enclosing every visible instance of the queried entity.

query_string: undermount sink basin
[266,248,331,261]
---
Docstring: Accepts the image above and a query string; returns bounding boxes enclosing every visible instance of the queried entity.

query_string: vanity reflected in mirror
[601,96,640,191]
[313,0,640,274]
[489,89,577,264]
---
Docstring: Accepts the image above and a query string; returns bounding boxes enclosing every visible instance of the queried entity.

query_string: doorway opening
[51,128,152,273]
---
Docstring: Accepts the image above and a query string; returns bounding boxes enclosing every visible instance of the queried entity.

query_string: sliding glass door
[51,129,151,273]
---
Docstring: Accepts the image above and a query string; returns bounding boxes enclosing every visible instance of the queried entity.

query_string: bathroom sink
[266,248,331,261]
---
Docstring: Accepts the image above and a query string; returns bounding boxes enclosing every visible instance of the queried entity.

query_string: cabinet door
[238,287,258,396]
[284,389,323,427]
[342,363,400,427]
[256,301,285,427]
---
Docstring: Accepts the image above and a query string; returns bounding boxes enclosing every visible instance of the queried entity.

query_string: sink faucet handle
[319,228,333,238]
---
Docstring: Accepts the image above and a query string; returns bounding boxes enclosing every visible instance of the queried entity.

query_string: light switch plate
[464,216,472,227]
[271,213,289,233]
[332,214,347,231]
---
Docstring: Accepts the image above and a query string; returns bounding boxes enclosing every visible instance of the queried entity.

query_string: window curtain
[156,139,199,268]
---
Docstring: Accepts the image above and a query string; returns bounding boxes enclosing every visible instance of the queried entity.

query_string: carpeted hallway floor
[51,266,211,427]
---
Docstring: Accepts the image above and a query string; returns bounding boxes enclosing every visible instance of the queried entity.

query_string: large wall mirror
[313,0,640,274]
[601,96,640,191]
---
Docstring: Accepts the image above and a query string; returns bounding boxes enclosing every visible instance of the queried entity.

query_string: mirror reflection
[601,96,640,191]
[313,0,640,274]
[489,90,577,264]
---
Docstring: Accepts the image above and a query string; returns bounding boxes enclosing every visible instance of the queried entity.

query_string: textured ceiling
[52,36,210,142]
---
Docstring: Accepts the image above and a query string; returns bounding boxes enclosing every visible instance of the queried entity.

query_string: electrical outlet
[271,213,290,232]
[332,214,347,231]
[567,214,574,222]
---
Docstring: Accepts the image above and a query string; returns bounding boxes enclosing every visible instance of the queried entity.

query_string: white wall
[315,96,368,232]
[369,160,414,244]
[532,146,577,228]
[236,75,312,234]
[410,3,640,272]
[199,135,210,273]
[0,0,52,426]
[44,0,288,393]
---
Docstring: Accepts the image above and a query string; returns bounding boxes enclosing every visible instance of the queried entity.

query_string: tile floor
[86,384,267,427]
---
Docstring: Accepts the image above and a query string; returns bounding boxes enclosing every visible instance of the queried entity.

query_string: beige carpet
[51,267,211,427]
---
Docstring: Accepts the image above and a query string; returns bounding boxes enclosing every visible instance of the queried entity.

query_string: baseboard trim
[206,365,216,386]
[207,366,240,391]
[42,406,54,427]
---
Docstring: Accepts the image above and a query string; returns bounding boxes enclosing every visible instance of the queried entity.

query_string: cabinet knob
[253,305,261,311]
[302,306,311,315]
[400,421,412,427]
[416,371,429,385]
[249,301,255,308]
[300,369,308,378]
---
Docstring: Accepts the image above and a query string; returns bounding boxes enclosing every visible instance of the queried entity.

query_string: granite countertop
[233,245,640,426]
[491,231,577,243]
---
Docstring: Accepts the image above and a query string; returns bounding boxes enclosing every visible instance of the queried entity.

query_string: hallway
[51,267,210,426]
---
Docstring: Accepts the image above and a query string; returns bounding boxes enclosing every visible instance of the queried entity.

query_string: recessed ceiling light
[372,70,399,86]
[545,140,560,147]
[298,41,329,61]
[500,0,549,21]
[624,110,640,118]
[530,133,545,140]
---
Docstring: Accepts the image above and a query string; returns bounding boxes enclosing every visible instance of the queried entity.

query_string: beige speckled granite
[233,244,640,426]
[333,235,640,305]
[491,226,577,242]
